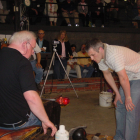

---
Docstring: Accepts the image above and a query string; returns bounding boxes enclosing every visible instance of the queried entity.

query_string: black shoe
[36,83,42,91]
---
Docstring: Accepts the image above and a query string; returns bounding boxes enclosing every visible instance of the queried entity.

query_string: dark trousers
[79,13,89,26]
[91,12,104,24]
[28,9,44,24]
[54,59,67,79]
[80,65,94,78]
[40,59,47,70]
[108,9,118,19]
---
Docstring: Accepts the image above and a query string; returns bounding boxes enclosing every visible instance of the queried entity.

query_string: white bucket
[99,92,113,107]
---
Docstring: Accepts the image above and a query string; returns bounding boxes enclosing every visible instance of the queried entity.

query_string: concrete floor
[47,90,140,140]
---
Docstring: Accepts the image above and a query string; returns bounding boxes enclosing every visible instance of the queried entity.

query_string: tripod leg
[55,51,78,98]
[40,52,55,97]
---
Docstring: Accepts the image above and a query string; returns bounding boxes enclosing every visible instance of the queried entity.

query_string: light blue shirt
[38,39,43,49]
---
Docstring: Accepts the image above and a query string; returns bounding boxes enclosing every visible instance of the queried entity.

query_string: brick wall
[40,76,120,93]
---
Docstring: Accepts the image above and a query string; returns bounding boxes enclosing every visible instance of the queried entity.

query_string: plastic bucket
[99,92,113,107]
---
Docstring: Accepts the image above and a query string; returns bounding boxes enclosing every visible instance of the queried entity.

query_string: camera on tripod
[53,40,60,46]
[52,41,60,51]
[53,40,60,45]
[40,40,78,98]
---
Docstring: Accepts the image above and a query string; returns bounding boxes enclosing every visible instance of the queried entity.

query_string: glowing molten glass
[56,97,70,106]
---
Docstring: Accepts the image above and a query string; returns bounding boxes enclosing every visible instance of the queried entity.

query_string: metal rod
[40,48,78,98]
[55,50,78,98]
[40,52,55,97]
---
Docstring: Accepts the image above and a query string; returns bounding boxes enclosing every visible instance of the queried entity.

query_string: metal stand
[40,48,78,98]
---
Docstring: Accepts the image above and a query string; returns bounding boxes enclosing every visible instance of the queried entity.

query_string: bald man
[36,30,50,53]
[0,31,57,136]
[36,29,50,71]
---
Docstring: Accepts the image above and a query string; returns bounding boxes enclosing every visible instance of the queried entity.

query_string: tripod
[40,47,78,98]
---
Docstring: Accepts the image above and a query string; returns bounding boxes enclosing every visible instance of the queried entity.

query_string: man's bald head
[37,29,45,40]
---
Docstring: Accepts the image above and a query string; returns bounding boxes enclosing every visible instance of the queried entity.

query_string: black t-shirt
[0,47,37,123]
[62,1,76,12]
[107,2,118,8]
[91,2,103,13]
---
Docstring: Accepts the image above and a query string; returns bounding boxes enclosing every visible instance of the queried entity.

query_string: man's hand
[87,64,90,67]
[96,11,100,15]
[82,13,86,16]
[36,63,42,68]
[32,8,38,15]
[62,8,68,13]
[70,11,73,14]
[42,121,57,136]
[116,69,134,111]
[125,97,135,111]
[71,65,74,69]
[114,94,123,107]
[80,64,84,67]
[41,48,46,52]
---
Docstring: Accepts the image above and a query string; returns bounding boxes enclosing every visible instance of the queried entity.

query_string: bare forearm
[103,71,119,95]
[116,69,131,99]
[119,76,131,98]
[62,8,67,12]
[24,91,50,123]
[36,53,41,64]
[116,69,134,111]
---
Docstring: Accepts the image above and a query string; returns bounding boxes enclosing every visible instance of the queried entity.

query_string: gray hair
[9,31,36,44]
[86,38,104,52]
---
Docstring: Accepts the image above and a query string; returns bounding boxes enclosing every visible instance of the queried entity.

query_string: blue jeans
[30,60,43,84]
[54,59,67,79]
[80,65,94,78]
[114,80,140,140]
[0,112,41,130]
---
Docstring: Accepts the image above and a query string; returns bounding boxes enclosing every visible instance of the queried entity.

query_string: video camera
[53,40,60,45]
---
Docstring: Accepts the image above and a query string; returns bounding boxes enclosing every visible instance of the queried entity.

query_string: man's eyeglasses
[38,33,44,35]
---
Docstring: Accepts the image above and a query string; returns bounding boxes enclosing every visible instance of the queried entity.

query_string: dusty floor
[46,90,140,140]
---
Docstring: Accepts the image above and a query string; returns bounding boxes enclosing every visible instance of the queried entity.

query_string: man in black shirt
[61,0,79,26]
[28,0,45,25]
[106,0,119,21]
[0,31,57,136]
[90,0,104,27]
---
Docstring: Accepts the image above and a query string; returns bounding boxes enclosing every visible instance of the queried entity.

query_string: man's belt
[0,111,30,128]
[0,120,26,128]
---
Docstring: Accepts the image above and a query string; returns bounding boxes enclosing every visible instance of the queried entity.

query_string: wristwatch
[24,0,31,7]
